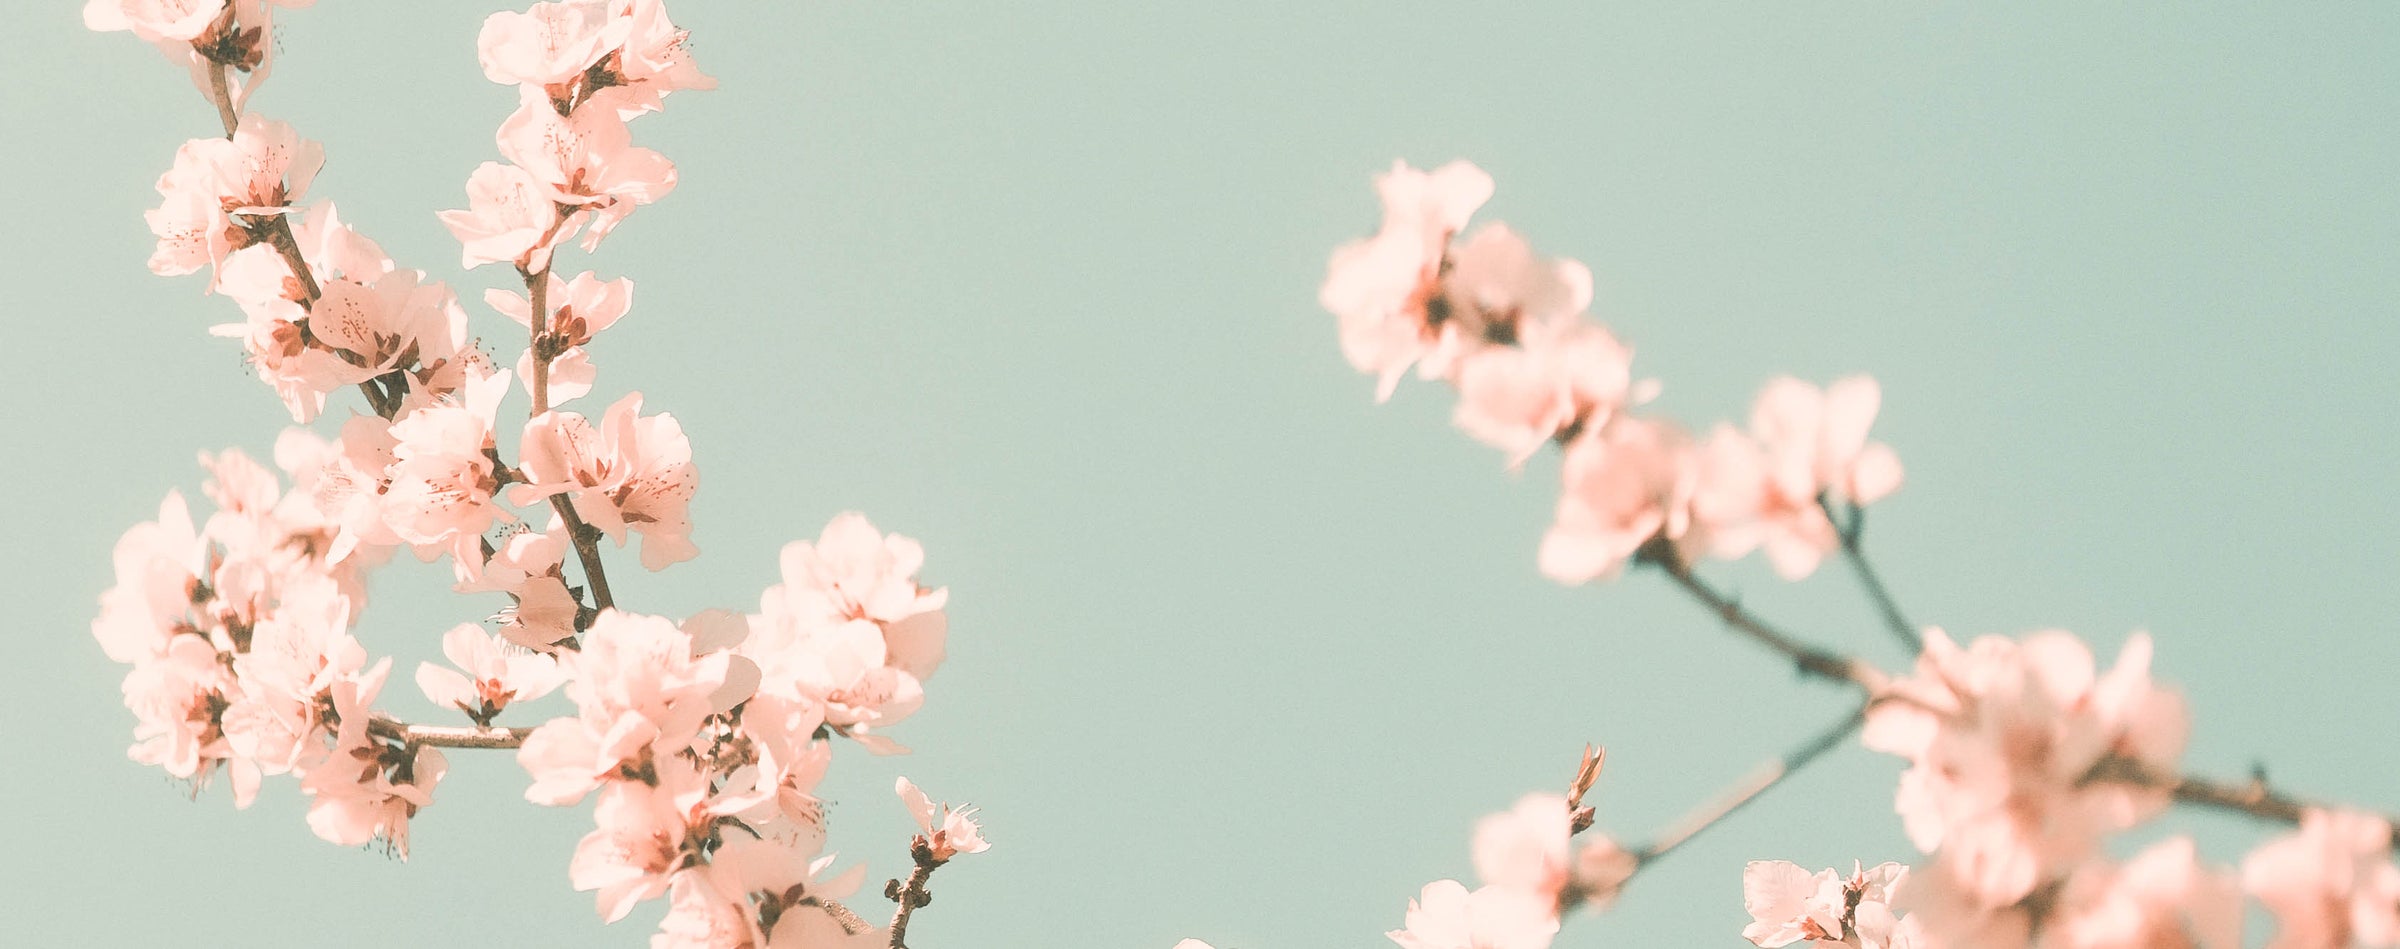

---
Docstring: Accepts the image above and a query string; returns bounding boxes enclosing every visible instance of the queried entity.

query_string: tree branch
[2087,756,2400,849]
[885,842,941,949]
[1644,548,1885,693]
[1634,704,1866,867]
[1820,498,1921,654]
[202,56,396,421]
[367,715,533,750]
[518,265,616,617]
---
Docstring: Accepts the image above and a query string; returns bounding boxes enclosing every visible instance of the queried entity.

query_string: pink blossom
[219,576,361,802]
[766,513,948,628]
[897,777,989,861]
[476,1,621,86]
[2046,837,2241,949]
[1743,861,1915,949]
[1862,629,2189,907]
[1569,836,1637,910]
[495,86,676,248]
[573,760,706,922]
[1387,879,1559,949]
[415,623,566,725]
[1697,376,1904,578]
[382,369,514,567]
[460,521,581,649]
[518,609,729,806]
[1321,160,1494,400]
[120,632,234,782]
[2243,809,2400,949]
[487,271,632,404]
[515,392,699,570]
[84,0,227,41]
[743,615,922,741]
[92,492,207,666]
[440,162,582,271]
[145,114,322,280]
[595,0,718,118]
[1452,318,1635,466]
[1472,793,1571,903]
[1537,416,1696,584]
[297,663,445,857]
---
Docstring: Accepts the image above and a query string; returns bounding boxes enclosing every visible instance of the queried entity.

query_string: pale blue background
[4,3,2397,946]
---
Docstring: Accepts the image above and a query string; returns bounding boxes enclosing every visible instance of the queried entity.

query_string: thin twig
[203,57,395,420]
[1819,498,1921,654]
[1644,550,1884,693]
[367,715,533,750]
[2086,756,2400,849]
[517,265,616,617]
[885,842,940,949]
[1634,705,1867,866]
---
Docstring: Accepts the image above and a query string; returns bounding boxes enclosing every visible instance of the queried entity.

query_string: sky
[4,2,2398,947]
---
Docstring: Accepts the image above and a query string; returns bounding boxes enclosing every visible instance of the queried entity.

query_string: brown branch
[1819,497,1921,654]
[517,265,615,617]
[884,841,941,949]
[1643,549,1885,693]
[2087,756,2400,849]
[1634,704,1867,867]
[366,715,533,750]
[201,56,397,421]
[205,54,240,136]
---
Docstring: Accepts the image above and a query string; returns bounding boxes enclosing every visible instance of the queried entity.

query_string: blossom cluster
[1386,793,1637,949]
[89,3,990,947]
[1320,160,1905,586]
[1315,162,2400,949]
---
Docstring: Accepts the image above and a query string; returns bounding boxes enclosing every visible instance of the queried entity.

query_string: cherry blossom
[896,777,989,862]
[1694,376,1905,579]
[1387,879,1560,949]
[518,609,730,806]
[1452,318,1638,467]
[440,161,582,271]
[459,521,581,649]
[515,392,699,570]
[1863,629,2190,907]
[476,1,621,87]
[487,271,632,404]
[767,513,948,628]
[2243,809,2400,949]
[593,0,718,118]
[83,0,228,42]
[383,369,514,567]
[297,663,446,857]
[1472,793,1573,903]
[495,85,676,248]
[2044,837,2241,949]
[416,624,567,725]
[1537,416,1696,584]
[1320,160,1494,399]
[1743,861,1916,949]
[146,114,323,280]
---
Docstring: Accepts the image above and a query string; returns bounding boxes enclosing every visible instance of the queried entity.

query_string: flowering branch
[198,52,399,421]
[1632,705,1867,868]
[517,265,615,618]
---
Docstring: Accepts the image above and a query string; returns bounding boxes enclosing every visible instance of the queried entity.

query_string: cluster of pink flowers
[1310,161,2400,949]
[1743,860,1922,949]
[92,446,435,849]
[90,3,989,947]
[1320,160,1905,586]
[1383,793,1636,949]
